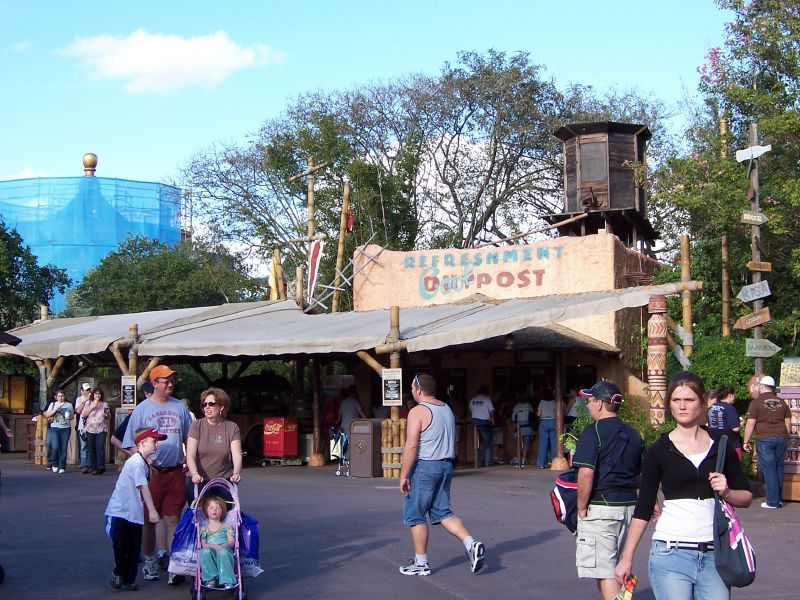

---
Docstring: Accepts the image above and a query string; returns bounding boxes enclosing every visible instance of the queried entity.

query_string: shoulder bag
[713,435,756,587]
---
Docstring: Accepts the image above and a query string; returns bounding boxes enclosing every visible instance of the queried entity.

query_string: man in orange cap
[122,365,193,585]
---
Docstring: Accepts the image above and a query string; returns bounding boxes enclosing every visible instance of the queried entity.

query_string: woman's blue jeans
[537,418,556,467]
[51,427,71,470]
[649,540,729,600]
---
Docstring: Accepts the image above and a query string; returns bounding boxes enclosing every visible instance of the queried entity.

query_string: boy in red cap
[105,427,166,591]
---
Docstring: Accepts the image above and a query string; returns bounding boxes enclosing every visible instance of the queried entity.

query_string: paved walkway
[0,453,796,599]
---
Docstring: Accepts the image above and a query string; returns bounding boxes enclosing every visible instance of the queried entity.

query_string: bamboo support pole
[748,123,765,374]
[110,344,129,375]
[127,324,140,375]
[137,358,162,388]
[273,249,286,300]
[551,351,568,470]
[35,413,48,464]
[355,350,384,375]
[680,235,694,357]
[382,419,391,478]
[308,360,325,467]
[332,179,350,313]
[721,233,730,337]
[391,419,401,478]
[306,157,316,240]
[45,356,66,388]
[296,266,304,308]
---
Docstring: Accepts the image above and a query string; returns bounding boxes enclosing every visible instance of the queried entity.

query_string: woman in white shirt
[614,372,752,599]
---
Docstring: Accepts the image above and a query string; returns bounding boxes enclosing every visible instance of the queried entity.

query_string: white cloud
[11,41,31,53]
[59,29,286,93]
[1,166,52,180]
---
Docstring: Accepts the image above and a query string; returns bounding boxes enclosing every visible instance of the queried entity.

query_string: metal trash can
[349,419,382,477]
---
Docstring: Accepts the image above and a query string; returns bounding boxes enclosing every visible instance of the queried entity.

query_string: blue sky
[1,1,731,184]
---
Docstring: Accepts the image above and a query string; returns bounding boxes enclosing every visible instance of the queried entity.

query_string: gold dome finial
[82,152,98,176]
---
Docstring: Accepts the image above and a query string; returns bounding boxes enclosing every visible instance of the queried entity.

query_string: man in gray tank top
[398,373,486,576]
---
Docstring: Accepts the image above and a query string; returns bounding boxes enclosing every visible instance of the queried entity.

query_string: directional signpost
[734,307,771,330]
[736,280,771,303]
[745,338,781,358]
[741,210,769,226]
[746,260,772,272]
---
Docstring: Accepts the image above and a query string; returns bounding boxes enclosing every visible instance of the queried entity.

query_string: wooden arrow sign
[736,280,771,303]
[734,307,771,330]
[747,260,772,272]
[741,211,769,225]
[745,338,781,358]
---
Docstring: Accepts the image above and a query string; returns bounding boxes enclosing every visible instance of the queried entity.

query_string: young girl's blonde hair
[202,495,228,519]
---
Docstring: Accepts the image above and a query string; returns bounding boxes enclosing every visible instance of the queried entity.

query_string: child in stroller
[328,426,350,477]
[200,495,237,589]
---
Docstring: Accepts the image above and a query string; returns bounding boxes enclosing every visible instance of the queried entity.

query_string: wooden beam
[356,350,385,375]
[137,358,162,388]
[189,363,213,385]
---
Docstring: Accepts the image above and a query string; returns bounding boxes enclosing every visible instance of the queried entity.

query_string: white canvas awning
[0,281,697,362]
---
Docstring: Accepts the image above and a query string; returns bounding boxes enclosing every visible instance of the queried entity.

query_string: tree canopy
[0,217,69,330]
[67,236,264,316]
[651,0,800,374]
[184,50,666,311]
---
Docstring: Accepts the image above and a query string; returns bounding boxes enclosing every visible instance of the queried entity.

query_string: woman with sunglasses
[186,388,242,488]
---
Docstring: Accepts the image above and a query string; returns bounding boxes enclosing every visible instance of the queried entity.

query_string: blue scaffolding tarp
[0,176,182,313]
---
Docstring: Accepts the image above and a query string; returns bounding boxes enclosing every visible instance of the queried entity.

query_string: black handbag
[713,435,756,587]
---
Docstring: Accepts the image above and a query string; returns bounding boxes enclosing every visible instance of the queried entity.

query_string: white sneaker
[399,560,431,576]
[760,502,780,509]
[468,541,485,574]
[52,466,58,473]
[58,468,65,474]
[142,560,159,581]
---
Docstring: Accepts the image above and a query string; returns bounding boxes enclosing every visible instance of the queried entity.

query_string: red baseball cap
[134,428,168,445]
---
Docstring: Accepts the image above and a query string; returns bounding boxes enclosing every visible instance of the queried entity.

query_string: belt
[665,541,714,552]
[151,464,182,473]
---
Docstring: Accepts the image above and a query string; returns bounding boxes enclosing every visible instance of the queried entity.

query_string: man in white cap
[743,375,791,508]
[74,382,93,473]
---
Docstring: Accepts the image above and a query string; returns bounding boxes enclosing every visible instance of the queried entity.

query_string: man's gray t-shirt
[122,397,192,468]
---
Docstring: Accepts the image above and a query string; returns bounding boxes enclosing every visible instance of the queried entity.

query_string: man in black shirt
[572,381,643,600]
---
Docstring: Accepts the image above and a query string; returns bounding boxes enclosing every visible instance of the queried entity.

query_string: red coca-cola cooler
[262,417,298,457]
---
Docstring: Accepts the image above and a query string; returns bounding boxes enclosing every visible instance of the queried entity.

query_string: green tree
[650,0,800,362]
[0,217,69,330]
[184,50,667,310]
[68,236,264,315]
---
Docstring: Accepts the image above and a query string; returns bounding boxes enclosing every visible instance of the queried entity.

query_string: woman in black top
[614,372,752,600]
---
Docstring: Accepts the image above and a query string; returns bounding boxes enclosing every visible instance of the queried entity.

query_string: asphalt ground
[0,453,797,600]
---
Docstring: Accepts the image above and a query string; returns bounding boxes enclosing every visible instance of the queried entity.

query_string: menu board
[382,368,403,406]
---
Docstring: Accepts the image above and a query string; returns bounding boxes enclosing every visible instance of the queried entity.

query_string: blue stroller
[328,427,350,477]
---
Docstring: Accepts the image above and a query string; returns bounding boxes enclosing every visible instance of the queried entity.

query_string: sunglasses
[202,401,217,408]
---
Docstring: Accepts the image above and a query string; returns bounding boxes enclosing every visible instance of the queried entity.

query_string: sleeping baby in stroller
[199,495,237,589]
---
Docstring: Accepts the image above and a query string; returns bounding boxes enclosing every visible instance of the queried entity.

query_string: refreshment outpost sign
[353,233,631,312]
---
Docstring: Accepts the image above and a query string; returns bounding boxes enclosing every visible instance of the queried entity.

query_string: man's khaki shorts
[575,504,634,579]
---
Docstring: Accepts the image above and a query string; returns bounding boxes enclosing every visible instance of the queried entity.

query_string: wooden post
[308,360,325,467]
[128,323,140,376]
[332,178,350,313]
[680,235,694,357]
[306,157,315,242]
[273,249,286,300]
[551,351,569,470]
[296,266,304,308]
[382,419,391,478]
[388,306,402,478]
[748,123,765,374]
[721,233,730,337]
[648,295,669,426]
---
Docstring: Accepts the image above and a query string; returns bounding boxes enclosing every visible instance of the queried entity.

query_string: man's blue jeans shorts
[403,459,455,526]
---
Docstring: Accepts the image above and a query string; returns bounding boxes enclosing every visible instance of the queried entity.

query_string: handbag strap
[714,434,728,500]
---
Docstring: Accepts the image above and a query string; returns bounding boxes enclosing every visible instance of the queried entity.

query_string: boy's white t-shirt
[105,452,149,524]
